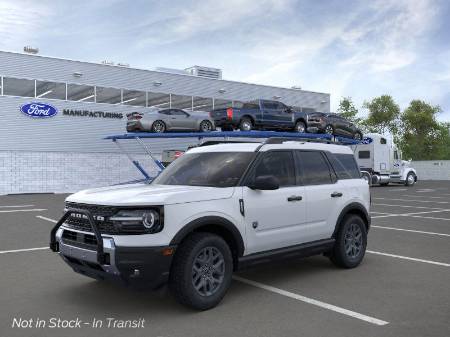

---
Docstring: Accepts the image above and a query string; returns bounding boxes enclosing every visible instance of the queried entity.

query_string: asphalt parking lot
[1,181,449,337]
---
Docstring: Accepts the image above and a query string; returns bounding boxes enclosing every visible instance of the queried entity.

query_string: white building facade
[0,51,330,194]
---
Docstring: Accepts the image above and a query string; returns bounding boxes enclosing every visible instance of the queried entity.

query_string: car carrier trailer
[104,130,417,187]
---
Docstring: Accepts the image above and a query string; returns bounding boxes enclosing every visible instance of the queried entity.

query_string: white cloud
[0,0,52,50]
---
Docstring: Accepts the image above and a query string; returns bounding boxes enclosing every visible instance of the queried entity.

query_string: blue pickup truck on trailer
[210,99,309,132]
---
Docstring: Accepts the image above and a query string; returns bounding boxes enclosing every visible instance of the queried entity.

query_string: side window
[380,138,387,144]
[263,102,278,109]
[252,151,295,187]
[328,153,361,179]
[296,151,333,185]
[173,109,189,116]
[159,109,171,115]
[394,151,398,160]
[358,151,370,159]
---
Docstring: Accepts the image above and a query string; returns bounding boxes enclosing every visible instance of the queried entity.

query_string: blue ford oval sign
[20,102,58,118]
[362,137,373,144]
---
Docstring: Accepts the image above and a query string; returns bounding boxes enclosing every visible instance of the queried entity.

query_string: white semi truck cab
[351,133,417,186]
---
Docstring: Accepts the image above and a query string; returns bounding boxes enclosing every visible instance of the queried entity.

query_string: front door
[242,150,307,254]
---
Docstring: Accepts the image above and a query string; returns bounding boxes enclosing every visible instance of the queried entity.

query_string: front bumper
[51,210,175,289]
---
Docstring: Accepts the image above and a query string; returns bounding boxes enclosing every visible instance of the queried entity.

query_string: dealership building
[0,50,330,194]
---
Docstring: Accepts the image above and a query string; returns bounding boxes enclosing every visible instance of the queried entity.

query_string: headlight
[110,209,162,233]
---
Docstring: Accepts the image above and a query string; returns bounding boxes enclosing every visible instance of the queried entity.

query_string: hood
[66,183,235,206]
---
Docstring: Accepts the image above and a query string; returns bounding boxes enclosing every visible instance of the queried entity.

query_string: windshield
[152,152,255,187]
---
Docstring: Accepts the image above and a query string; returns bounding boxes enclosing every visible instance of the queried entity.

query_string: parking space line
[233,276,389,326]
[374,197,450,204]
[373,203,445,210]
[367,250,450,267]
[36,215,57,223]
[408,215,450,221]
[0,247,49,254]
[0,209,47,213]
[0,204,35,208]
[372,209,450,219]
[401,195,449,199]
[371,225,450,237]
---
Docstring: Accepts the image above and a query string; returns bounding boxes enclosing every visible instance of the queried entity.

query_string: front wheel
[199,120,213,132]
[353,131,363,140]
[294,120,306,133]
[169,233,233,310]
[405,172,416,186]
[329,214,367,268]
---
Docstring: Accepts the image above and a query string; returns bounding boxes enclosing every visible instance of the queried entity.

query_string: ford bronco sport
[50,139,370,310]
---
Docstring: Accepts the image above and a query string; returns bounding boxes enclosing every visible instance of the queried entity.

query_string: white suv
[50,139,370,310]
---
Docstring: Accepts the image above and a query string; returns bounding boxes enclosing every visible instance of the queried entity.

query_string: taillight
[226,108,233,120]
[174,151,184,159]
[134,115,143,120]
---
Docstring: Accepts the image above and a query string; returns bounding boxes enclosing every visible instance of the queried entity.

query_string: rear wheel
[405,172,416,186]
[199,120,213,132]
[239,118,253,131]
[169,233,233,310]
[152,120,166,133]
[329,214,367,268]
[294,120,306,133]
[325,124,334,135]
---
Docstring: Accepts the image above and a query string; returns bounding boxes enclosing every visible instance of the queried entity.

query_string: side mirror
[248,175,280,190]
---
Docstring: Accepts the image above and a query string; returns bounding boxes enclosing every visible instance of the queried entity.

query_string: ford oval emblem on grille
[20,102,58,118]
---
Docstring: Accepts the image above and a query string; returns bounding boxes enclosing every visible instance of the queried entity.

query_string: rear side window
[328,154,361,179]
[251,151,296,187]
[242,103,260,109]
[263,102,278,109]
[296,151,333,185]
[358,151,370,159]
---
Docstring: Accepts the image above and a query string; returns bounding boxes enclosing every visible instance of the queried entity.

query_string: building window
[95,86,122,104]
[67,84,95,102]
[147,92,170,108]
[171,94,193,110]
[122,89,146,107]
[213,99,232,110]
[3,77,35,97]
[193,96,213,112]
[36,80,66,100]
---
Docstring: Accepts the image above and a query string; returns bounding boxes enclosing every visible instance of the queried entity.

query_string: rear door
[242,150,307,254]
[295,150,344,240]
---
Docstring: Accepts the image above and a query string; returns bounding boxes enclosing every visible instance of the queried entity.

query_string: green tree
[337,97,360,124]
[362,95,401,135]
[399,100,450,160]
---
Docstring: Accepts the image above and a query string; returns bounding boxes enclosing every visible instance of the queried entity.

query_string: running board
[237,239,335,270]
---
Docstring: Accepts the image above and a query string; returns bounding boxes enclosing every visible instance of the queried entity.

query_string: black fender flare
[170,216,245,257]
[332,202,371,237]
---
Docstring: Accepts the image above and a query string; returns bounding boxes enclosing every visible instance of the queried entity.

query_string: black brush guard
[50,208,107,265]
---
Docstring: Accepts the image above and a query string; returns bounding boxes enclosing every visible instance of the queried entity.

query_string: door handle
[331,192,343,198]
[287,196,302,202]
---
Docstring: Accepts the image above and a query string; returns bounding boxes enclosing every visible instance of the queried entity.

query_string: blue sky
[1,0,449,120]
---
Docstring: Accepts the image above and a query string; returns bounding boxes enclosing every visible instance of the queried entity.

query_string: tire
[152,120,166,133]
[405,172,416,186]
[239,118,253,131]
[380,182,389,186]
[199,120,213,132]
[325,124,334,135]
[329,214,367,268]
[360,172,371,186]
[353,131,363,140]
[169,232,233,310]
[294,120,306,133]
